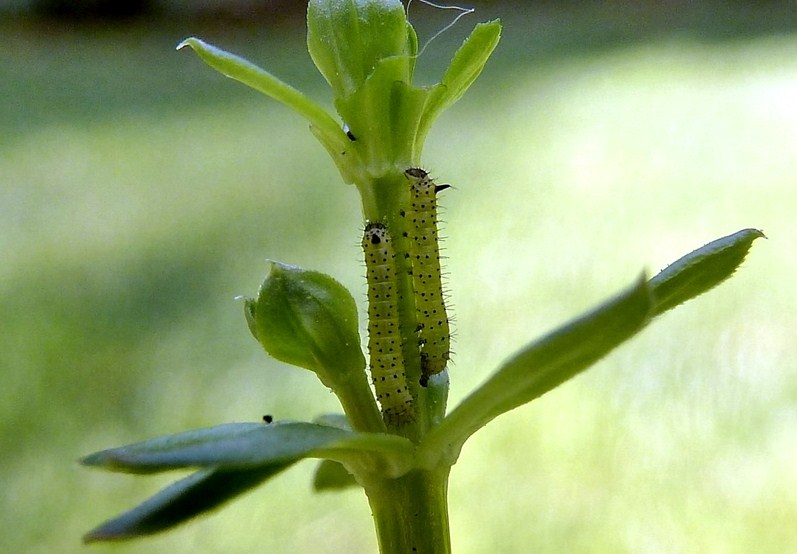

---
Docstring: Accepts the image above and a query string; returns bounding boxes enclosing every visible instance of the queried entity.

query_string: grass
[1,4,795,553]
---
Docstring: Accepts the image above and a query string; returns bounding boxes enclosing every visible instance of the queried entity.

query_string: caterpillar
[402,167,451,384]
[362,222,415,425]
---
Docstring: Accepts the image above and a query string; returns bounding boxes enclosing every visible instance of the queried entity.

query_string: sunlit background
[2,1,795,552]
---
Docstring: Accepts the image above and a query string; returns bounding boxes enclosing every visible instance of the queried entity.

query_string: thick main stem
[364,467,452,554]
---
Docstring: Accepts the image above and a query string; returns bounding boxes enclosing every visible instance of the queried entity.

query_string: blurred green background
[2,1,795,552]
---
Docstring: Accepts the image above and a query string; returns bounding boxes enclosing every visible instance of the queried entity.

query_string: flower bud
[245,262,365,387]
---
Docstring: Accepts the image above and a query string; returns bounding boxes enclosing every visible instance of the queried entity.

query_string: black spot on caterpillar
[262,414,273,424]
[362,222,415,425]
[402,167,451,382]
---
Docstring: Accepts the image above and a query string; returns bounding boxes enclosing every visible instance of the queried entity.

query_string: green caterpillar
[402,167,451,384]
[362,222,415,425]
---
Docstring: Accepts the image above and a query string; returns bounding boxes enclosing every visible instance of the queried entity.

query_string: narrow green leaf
[420,276,653,464]
[81,422,350,474]
[418,20,501,141]
[83,464,291,542]
[177,37,343,143]
[313,459,359,492]
[437,20,502,108]
[82,420,415,477]
[650,228,765,316]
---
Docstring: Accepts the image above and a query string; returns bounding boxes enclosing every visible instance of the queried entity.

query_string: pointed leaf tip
[649,228,765,316]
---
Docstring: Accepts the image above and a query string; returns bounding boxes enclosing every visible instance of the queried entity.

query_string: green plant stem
[364,467,452,554]
[335,374,387,433]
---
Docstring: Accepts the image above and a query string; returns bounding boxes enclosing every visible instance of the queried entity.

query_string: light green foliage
[179,0,500,184]
[2,3,793,553]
